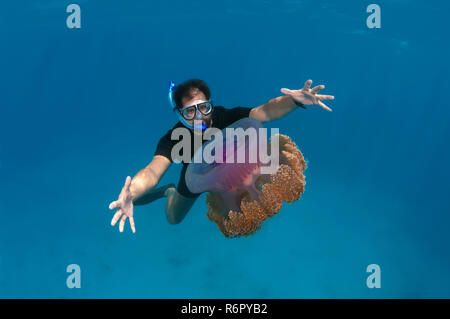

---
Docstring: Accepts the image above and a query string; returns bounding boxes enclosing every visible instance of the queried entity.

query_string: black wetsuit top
[154,106,252,198]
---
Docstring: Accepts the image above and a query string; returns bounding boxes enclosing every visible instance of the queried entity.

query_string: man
[108,79,334,233]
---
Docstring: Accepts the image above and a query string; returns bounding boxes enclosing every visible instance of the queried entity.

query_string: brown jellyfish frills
[205,134,307,238]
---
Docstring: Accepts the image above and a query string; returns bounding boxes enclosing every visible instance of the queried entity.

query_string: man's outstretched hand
[109,176,136,233]
[281,79,335,112]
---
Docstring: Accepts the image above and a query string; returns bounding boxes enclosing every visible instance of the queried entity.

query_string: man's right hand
[108,176,136,233]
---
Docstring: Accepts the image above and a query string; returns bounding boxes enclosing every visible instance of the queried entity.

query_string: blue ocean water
[1,0,449,298]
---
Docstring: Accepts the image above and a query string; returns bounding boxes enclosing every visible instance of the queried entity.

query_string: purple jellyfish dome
[185,117,265,195]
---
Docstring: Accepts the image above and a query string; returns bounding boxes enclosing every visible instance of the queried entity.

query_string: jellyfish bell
[185,117,307,238]
[187,118,264,193]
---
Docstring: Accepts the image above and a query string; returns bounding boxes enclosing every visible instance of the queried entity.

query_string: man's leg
[133,183,176,206]
[164,187,198,224]
[133,182,197,224]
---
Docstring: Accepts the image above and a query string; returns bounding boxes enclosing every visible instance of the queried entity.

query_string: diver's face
[181,89,213,128]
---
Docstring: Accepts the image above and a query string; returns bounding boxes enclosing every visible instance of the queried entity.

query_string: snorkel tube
[168,80,209,131]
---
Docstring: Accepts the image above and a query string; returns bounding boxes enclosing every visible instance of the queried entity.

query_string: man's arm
[130,155,171,203]
[249,95,299,122]
[108,155,172,233]
[249,79,335,122]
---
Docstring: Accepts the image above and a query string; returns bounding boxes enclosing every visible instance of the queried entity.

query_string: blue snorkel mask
[168,80,212,131]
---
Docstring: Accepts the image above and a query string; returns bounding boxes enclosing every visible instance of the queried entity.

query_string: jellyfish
[185,118,307,238]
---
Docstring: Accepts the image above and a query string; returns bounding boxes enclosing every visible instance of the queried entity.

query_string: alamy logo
[66,4,81,29]
[366,4,381,29]
[66,264,81,289]
[366,264,381,288]
[171,121,280,174]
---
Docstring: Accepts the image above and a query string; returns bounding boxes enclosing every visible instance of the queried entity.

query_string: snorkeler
[108,79,334,233]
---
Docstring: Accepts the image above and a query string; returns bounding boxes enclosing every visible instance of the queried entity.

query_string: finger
[318,101,333,112]
[303,79,312,91]
[120,176,132,195]
[111,210,122,226]
[311,85,325,94]
[119,214,127,233]
[129,216,136,234]
[125,176,132,189]
[316,94,335,100]
[109,200,121,210]
[280,88,295,95]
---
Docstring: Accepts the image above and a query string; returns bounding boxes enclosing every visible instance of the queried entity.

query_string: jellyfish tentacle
[258,183,283,216]
[206,192,232,236]
[270,164,305,203]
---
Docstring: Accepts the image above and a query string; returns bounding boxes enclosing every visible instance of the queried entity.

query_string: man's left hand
[281,79,335,112]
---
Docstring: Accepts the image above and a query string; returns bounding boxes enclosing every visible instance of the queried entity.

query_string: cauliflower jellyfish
[185,118,307,238]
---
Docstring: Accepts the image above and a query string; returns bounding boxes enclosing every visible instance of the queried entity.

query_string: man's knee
[166,197,195,225]
[165,198,188,225]
[165,190,196,224]
[165,207,188,224]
